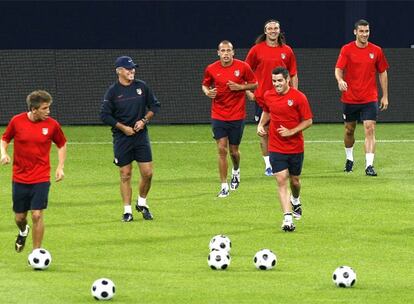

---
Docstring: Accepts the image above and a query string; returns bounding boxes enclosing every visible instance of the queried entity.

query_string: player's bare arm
[278,119,313,137]
[335,68,348,91]
[257,111,270,137]
[0,140,11,165]
[55,143,67,182]
[202,85,217,99]
[379,71,389,111]
[227,81,258,91]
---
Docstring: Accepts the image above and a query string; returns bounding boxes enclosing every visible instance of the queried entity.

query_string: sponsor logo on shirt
[287,99,294,106]
[42,128,48,135]
[369,53,375,59]
[281,53,286,60]
[136,88,142,95]
[234,70,240,77]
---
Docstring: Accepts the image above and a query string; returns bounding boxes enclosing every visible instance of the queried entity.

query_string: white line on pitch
[66,139,414,145]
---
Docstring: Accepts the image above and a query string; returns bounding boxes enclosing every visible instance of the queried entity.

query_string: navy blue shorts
[212,119,245,145]
[269,152,304,176]
[12,182,50,213]
[113,130,152,167]
[343,102,378,122]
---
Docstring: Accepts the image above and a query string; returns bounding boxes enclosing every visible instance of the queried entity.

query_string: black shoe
[135,204,154,220]
[122,213,133,222]
[230,174,240,191]
[15,225,30,253]
[281,220,296,232]
[344,159,354,172]
[365,165,377,176]
[292,204,302,220]
[290,195,302,220]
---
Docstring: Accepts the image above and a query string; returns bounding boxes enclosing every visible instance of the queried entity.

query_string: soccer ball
[207,249,231,270]
[253,249,277,270]
[28,248,52,270]
[209,234,231,252]
[91,278,116,301]
[332,266,357,288]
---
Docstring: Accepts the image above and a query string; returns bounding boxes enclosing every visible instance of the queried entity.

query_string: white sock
[290,195,301,206]
[232,168,240,176]
[263,156,271,168]
[221,183,229,191]
[345,147,354,161]
[365,153,374,168]
[284,213,293,222]
[137,196,148,207]
[124,205,132,214]
[19,225,29,237]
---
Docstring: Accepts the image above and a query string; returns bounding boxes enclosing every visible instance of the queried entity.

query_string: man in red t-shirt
[1,90,67,254]
[258,67,313,232]
[202,40,257,197]
[335,19,389,176]
[246,19,298,176]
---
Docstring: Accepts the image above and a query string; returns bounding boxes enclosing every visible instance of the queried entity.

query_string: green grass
[0,123,413,303]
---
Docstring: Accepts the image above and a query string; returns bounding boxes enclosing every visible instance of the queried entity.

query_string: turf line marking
[67,139,414,145]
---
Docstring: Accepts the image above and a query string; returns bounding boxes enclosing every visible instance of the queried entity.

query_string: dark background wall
[1,1,413,125]
[0,1,413,49]
[1,48,412,125]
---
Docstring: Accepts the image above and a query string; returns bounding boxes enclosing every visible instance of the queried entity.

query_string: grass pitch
[0,123,413,303]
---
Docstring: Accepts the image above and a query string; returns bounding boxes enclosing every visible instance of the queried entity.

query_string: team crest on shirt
[136,88,143,95]
[42,128,48,135]
[281,53,286,60]
[287,99,294,106]
[234,70,240,77]
[369,53,375,59]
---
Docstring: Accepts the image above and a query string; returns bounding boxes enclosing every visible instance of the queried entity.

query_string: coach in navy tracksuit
[100,56,160,222]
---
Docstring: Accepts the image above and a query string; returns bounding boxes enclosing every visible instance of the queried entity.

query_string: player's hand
[122,126,136,136]
[55,168,64,182]
[227,80,243,91]
[379,96,389,111]
[205,88,217,99]
[277,125,294,137]
[133,120,146,132]
[246,90,256,101]
[337,79,348,92]
[0,154,10,165]
[257,125,267,137]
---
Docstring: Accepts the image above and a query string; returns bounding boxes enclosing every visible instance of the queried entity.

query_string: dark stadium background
[1,1,413,124]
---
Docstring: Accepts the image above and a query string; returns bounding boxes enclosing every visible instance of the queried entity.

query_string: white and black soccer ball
[332,266,357,288]
[28,248,52,270]
[253,249,277,270]
[207,249,231,270]
[209,234,231,252]
[91,278,116,301]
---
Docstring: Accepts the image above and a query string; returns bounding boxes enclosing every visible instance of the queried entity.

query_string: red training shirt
[2,113,67,184]
[245,42,297,106]
[335,41,389,104]
[262,87,313,154]
[202,59,257,121]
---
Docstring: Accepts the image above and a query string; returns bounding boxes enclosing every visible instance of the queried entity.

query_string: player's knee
[345,126,355,136]
[218,146,228,157]
[229,150,239,159]
[15,212,26,221]
[364,124,375,135]
[290,178,301,189]
[31,212,43,223]
[141,169,153,181]
[120,172,131,183]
